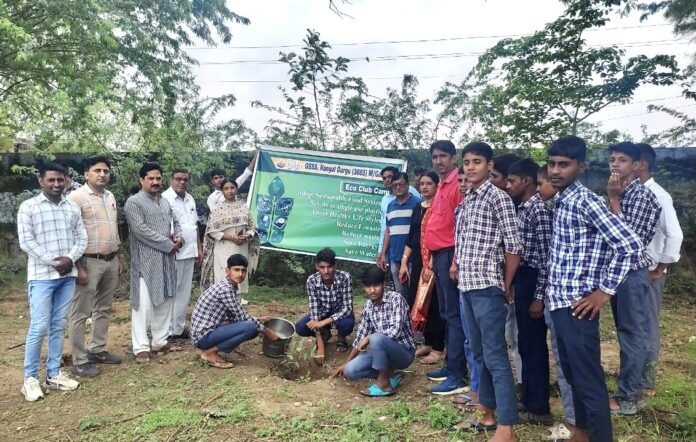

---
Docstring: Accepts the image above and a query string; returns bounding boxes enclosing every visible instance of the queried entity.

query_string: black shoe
[71,363,99,378]
[518,411,554,426]
[170,328,190,340]
[88,351,122,365]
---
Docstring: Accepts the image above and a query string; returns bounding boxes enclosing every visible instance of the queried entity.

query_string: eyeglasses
[172,177,190,182]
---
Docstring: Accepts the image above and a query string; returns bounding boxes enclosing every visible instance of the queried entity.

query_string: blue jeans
[514,266,550,415]
[551,307,613,442]
[460,287,518,425]
[458,291,480,393]
[611,267,649,401]
[389,260,408,296]
[196,320,259,353]
[432,248,468,382]
[544,306,576,425]
[295,314,355,337]
[24,277,76,379]
[642,272,666,389]
[344,333,415,379]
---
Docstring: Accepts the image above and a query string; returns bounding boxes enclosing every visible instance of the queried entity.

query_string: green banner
[247,146,407,263]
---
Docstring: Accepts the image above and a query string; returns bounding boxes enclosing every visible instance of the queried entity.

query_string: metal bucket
[262,317,295,358]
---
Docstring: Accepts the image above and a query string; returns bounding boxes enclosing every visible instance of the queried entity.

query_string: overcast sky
[188,0,695,147]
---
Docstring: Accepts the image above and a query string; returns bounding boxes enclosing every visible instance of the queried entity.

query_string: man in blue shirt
[377,166,419,271]
[380,172,422,296]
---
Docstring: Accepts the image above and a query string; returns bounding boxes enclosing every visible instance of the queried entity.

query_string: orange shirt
[423,168,462,251]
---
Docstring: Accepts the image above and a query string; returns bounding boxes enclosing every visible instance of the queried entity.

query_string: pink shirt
[424,168,462,251]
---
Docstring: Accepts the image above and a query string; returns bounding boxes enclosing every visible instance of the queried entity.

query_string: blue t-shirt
[386,193,423,262]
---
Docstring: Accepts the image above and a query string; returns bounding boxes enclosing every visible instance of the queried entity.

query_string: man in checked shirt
[295,248,355,365]
[546,136,641,442]
[606,142,660,416]
[451,142,522,440]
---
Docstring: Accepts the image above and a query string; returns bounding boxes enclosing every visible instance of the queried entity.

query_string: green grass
[246,284,306,305]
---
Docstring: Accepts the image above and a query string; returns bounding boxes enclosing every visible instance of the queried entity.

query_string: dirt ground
[0,282,694,441]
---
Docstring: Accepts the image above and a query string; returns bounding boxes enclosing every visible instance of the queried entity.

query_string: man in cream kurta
[124,163,183,362]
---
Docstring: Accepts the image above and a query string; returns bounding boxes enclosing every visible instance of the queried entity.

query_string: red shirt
[424,168,462,251]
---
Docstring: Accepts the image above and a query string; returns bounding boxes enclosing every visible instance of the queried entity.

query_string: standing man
[207,151,258,213]
[124,162,184,363]
[636,143,683,399]
[381,172,422,296]
[68,156,123,379]
[17,163,88,401]
[163,168,203,340]
[422,140,470,395]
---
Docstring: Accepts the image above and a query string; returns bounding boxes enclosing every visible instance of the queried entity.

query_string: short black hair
[430,140,456,156]
[210,168,225,180]
[508,159,539,184]
[636,143,656,172]
[380,166,399,177]
[227,254,249,268]
[492,154,522,176]
[421,170,440,185]
[84,156,111,171]
[458,165,465,174]
[219,178,238,190]
[39,163,66,178]
[537,164,549,179]
[462,141,493,161]
[139,162,162,178]
[171,168,189,176]
[315,247,336,265]
[549,136,587,162]
[392,171,409,183]
[361,265,386,285]
[608,141,640,162]
[413,166,427,176]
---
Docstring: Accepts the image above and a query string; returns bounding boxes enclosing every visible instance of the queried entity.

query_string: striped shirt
[617,179,661,270]
[124,191,181,309]
[353,291,416,352]
[68,185,120,255]
[385,193,422,262]
[17,193,88,281]
[190,277,263,346]
[454,180,522,292]
[547,180,642,311]
[378,186,420,253]
[517,193,553,301]
[306,270,353,322]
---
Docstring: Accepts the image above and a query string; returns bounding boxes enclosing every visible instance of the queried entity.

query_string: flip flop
[389,373,405,389]
[336,337,349,352]
[360,384,395,397]
[202,357,234,369]
[452,417,497,432]
[151,343,184,354]
[452,393,474,404]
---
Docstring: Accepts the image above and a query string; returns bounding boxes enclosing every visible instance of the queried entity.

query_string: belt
[83,252,117,261]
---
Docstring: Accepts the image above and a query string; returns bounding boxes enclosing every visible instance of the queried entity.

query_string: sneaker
[547,423,572,440]
[431,376,469,395]
[518,411,554,426]
[71,363,99,378]
[426,366,450,381]
[21,377,44,402]
[88,351,122,365]
[45,371,80,391]
[610,397,637,416]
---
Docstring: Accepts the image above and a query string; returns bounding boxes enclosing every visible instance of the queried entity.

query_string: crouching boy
[332,265,416,397]
[190,254,279,368]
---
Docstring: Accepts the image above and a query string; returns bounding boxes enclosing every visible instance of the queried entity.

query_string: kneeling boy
[332,265,416,397]
[191,254,279,368]
[295,248,355,364]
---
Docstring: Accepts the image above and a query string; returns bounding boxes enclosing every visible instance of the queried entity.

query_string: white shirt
[206,168,253,213]
[644,178,683,271]
[162,187,199,260]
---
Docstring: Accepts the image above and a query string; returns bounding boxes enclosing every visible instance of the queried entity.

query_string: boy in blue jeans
[546,136,641,442]
[452,142,522,440]
[606,142,660,415]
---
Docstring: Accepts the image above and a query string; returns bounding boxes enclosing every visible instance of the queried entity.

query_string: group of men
[15,139,684,442]
[16,156,255,400]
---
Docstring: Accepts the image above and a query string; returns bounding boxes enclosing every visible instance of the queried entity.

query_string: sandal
[389,373,405,389]
[336,337,349,352]
[452,393,474,405]
[134,351,150,363]
[360,384,395,397]
[151,343,184,354]
[419,351,443,365]
[452,417,497,432]
[415,346,432,358]
[201,355,234,369]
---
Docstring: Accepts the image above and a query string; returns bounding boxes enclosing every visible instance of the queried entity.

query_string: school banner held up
[247,146,407,263]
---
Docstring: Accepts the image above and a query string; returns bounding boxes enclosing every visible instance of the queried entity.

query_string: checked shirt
[306,270,353,322]
[454,180,522,293]
[517,193,554,302]
[618,179,661,270]
[546,180,642,311]
[353,291,416,352]
[191,277,263,347]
